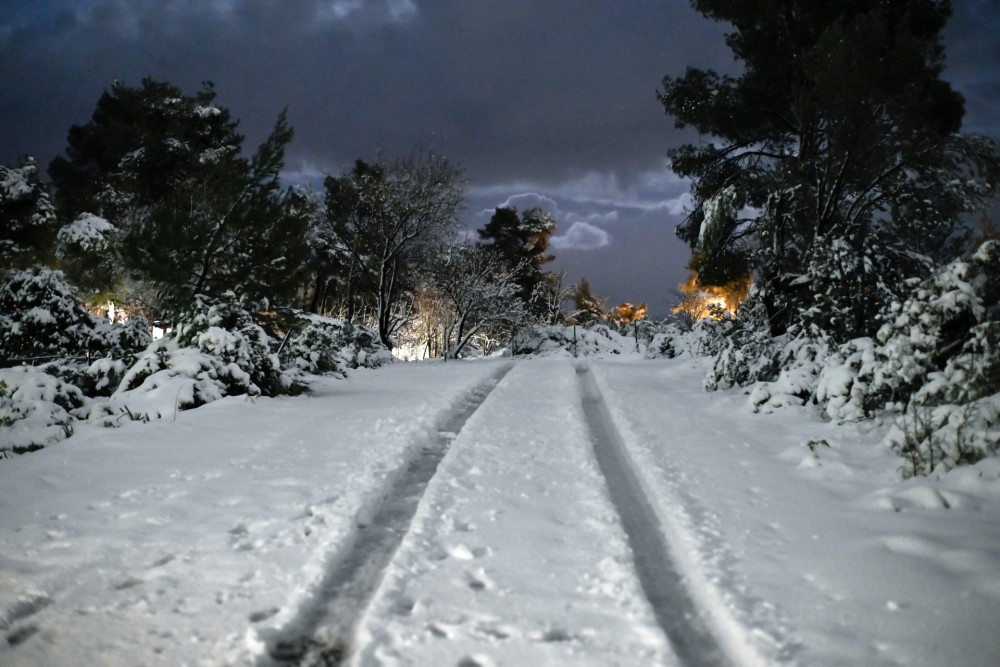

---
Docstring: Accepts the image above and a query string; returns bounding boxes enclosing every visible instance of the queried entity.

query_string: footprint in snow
[458,655,496,667]
[0,592,53,630]
[248,607,279,623]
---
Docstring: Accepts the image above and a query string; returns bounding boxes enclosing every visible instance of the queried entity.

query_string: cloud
[581,210,619,225]
[280,160,328,188]
[551,221,611,250]
[477,191,559,218]
[662,192,693,216]
[314,0,417,28]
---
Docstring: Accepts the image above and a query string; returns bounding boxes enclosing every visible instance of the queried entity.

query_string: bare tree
[324,149,465,348]
[430,244,529,358]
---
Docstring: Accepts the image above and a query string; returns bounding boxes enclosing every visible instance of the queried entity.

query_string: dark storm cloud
[0,0,730,179]
[2,0,998,311]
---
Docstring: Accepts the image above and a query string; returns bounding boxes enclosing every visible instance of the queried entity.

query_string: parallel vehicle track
[262,363,514,666]
[576,362,731,667]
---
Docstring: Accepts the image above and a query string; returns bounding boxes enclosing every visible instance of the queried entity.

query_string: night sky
[2,0,999,313]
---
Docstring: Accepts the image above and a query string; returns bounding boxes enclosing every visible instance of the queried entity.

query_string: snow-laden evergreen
[681,239,1000,477]
[0,279,387,455]
[0,267,150,364]
[0,157,58,268]
[56,213,116,255]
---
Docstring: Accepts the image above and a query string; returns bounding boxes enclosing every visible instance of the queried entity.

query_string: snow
[591,358,1000,666]
[353,360,672,665]
[0,167,33,200]
[2,356,999,666]
[56,213,115,254]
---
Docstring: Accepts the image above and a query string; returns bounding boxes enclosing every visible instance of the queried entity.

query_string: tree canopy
[48,79,308,311]
[660,0,1000,340]
[323,151,465,348]
[477,206,557,317]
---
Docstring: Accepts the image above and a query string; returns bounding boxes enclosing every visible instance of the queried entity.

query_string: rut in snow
[576,362,731,667]
[262,363,514,667]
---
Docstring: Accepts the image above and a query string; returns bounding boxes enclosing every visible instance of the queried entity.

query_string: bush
[704,287,782,391]
[172,292,292,397]
[278,314,391,375]
[887,321,1000,477]
[863,258,983,412]
[108,293,307,419]
[0,367,85,455]
[748,331,831,413]
[813,337,877,422]
[512,324,629,357]
[0,266,150,365]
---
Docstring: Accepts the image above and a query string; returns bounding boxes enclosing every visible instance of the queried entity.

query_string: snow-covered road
[2,357,999,666]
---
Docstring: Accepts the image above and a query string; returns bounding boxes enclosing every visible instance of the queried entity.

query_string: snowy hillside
[1,357,999,666]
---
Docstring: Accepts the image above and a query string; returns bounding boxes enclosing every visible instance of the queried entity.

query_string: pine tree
[660,0,1000,341]
[48,79,308,312]
[1,157,58,270]
[477,206,557,315]
[573,278,608,324]
[119,111,309,311]
[50,79,242,224]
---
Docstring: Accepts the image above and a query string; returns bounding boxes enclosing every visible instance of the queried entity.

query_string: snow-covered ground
[2,356,999,666]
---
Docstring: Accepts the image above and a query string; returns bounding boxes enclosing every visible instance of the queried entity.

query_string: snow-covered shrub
[644,318,715,360]
[73,357,131,397]
[111,338,246,416]
[749,330,831,413]
[279,315,390,375]
[56,213,117,256]
[865,257,984,411]
[851,241,1000,477]
[688,314,734,358]
[645,327,688,359]
[106,293,307,418]
[171,292,294,398]
[512,324,629,357]
[887,321,1000,478]
[704,287,781,391]
[813,337,877,422]
[0,367,85,455]
[0,267,150,364]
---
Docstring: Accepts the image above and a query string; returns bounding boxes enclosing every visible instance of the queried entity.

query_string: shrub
[748,330,831,413]
[887,321,1000,477]
[0,266,150,365]
[512,324,629,357]
[279,315,391,375]
[704,288,782,391]
[0,367,85,455]
[813,337,878,422]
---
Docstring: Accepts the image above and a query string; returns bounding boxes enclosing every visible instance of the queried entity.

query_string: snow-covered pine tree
[477,206,557,318]
[49,79,308,312]
[1,157,58,270]
[660,0,1000,353]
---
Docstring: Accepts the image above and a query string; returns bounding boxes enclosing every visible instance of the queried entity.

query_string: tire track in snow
[576,362,731,667]
[261,362,515,667]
